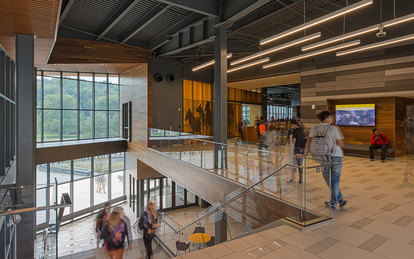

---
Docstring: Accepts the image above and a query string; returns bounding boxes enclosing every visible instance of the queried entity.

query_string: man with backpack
[304,111,347,210]
[370,128,389,162]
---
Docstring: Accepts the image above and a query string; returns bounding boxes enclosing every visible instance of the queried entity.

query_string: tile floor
[172,154,414,258]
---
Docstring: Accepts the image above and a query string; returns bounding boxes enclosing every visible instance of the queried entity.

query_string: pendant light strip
[302,13,414,51]
[227,58,270,73]
[336,34,414,56]
[260,0,373,45]
[230,32,321,66]
[263,40,360,69]
[192,53,233,72]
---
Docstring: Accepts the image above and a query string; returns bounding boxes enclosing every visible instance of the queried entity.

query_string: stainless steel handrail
[0,197,72,216]
[174,162,334,233]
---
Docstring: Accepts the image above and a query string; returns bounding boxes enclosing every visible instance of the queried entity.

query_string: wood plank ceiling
[0,0,62,65]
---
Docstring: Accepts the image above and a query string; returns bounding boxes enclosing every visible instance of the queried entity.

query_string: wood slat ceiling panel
[48,37,151,64]
[0,0,61,64]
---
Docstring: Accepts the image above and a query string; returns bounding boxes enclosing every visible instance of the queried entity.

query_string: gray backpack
[310,125,332,162]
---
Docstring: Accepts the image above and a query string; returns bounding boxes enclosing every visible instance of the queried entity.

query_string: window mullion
[77,72,80,140]
[92,73,95,139]
[60,72,63,141]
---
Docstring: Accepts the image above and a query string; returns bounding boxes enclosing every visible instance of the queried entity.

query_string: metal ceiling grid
[132,7,195,42]
[105,0,158,40]
[62,0,124,34]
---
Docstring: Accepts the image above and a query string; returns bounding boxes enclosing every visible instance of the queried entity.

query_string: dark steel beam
[223,0,272,25]
[157,0,274,56]
[59,0,76,25]
[120,5,169,44]
[155,0,217,16]
[158,36,215,57]
[148,12,201,50]
[96,0,142,40]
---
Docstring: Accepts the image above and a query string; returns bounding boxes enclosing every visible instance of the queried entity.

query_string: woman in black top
[101,211,130,259]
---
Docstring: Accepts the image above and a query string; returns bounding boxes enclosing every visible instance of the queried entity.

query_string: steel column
[213,25,227,169]
[15,34,36,259]
[0,51,5,175]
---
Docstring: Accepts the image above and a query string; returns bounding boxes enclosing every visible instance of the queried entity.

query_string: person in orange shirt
[370,129,389,162]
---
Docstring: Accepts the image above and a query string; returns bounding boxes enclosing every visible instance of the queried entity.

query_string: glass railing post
[202,141,206,169]
[246,148,249,184]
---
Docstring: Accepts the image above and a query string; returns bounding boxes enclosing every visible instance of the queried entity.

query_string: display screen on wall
[335,104,375,126]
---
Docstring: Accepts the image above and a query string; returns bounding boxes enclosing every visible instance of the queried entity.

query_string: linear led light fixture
[263,40,360,69]
[227,58,270,73]
[302,13,414,51]
[260,0,373,45]
[192,53,233,72]
[230,32,321,66]
[337,34,414,56]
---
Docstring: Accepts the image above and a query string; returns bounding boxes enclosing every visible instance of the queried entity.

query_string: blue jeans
[322,156,343,205]
[294,150,304,182]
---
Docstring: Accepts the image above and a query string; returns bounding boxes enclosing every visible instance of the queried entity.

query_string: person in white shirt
[304,111,347,210]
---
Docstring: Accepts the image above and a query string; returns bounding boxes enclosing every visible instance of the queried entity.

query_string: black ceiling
[58,0,414,79]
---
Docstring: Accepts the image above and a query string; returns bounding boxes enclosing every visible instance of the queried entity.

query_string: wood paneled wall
[327,98,395,153]
[49,38,151,64]
[301,46,414,131]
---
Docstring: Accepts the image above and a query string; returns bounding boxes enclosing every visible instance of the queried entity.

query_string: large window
[35,152,125,227]
[242,105,250,125]
[36,71,120,143]
[267,104,294,120]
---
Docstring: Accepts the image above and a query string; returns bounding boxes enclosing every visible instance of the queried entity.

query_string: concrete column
[15,34,35,259]
[214,25,227,169]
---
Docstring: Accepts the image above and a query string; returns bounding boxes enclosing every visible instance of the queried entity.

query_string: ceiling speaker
[166,74,175,83]
[154,73,163,82]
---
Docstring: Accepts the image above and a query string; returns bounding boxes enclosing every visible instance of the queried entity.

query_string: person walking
[101,211,130,259]
[113,207,133,244]
[139,202,159,259]
[95,202,111,248]
[304,111,347,210]
[369,128,389,162]
[290,121,306,183]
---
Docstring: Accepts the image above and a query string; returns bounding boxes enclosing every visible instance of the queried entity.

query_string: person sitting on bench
[370,129,389,162]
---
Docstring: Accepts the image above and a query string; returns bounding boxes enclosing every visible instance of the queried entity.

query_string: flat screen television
[335,104,375,126]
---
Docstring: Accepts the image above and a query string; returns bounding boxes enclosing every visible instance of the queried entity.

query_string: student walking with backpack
[139,202,159,259]
[304,111,347,210]
[95,202,111,248]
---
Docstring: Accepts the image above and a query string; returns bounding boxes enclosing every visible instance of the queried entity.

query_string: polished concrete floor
[173,154,414,259]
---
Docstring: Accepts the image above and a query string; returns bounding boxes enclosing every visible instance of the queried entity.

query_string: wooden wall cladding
[327,97,414,157]
[48,38,151,64]
[301,46,414,130]
[327,97,395,147]
[227,87,261,104]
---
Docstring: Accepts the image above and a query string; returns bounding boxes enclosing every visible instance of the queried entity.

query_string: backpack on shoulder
[138,209,147,231]
[309,125,332,163]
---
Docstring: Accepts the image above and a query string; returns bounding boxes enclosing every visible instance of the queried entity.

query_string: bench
[342,144,395,159]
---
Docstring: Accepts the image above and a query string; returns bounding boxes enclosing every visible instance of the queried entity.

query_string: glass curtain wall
[36,71,120,142]
[35,152,125,227]
[267,104,294,120]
